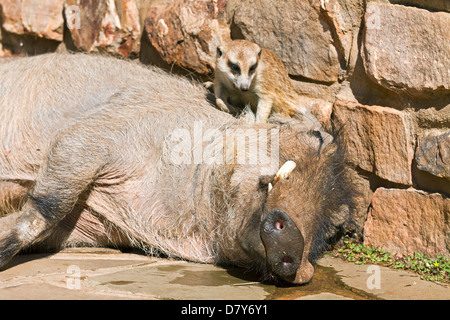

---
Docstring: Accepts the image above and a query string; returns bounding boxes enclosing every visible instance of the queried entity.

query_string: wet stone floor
[0,247,448,300]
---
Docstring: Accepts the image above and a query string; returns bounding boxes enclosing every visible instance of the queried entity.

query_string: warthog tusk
[273,160,297,183]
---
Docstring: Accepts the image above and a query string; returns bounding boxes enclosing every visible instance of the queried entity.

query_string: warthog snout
[261,209,304,283]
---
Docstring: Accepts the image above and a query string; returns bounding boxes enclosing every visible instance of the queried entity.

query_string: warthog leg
[0,134,106,268]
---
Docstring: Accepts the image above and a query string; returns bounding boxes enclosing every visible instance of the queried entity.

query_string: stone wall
[0,0,448,257]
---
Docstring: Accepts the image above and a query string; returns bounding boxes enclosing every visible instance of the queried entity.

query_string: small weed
[328,236,449,284]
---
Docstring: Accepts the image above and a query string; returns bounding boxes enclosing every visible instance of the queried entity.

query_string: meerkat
[213,39,318,125]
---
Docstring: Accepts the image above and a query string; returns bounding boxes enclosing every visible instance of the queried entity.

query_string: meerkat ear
[217,46,223,58]
[258,49,262,58]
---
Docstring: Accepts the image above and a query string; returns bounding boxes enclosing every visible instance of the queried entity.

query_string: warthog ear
[308,130,325,158]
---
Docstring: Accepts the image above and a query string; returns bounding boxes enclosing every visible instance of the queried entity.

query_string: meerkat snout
[238,81,249,91]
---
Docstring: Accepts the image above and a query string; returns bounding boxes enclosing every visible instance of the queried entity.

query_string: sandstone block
[416,131,450,180]
[319,0,364,74]
[144,0,230,74]
[364,188,450,257]
[362,3,450,97]
[231,0,340,83]
[333,100,413,185]
[0,0,64,41]
[64,0,141,58]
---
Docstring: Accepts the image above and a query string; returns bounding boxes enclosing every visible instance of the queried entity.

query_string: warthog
[0,54,354,284]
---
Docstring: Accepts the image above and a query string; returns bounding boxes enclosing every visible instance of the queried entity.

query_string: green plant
[330,236,449,283]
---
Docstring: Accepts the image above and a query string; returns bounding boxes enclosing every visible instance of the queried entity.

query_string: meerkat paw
[202,81,214,91]
[216,98,231,113]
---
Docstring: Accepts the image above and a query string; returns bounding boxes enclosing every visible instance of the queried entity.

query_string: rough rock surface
[364,188,450,257]
[333,100,414,185]
[318,0,364,75]
[388,0,450,12]
[362,3,450,97]
[1,249,448,300]
[64,0,141,57]
[0,0,64,41]
[415,131,450,180]
[144,0,230,74]
[230,0,341,83]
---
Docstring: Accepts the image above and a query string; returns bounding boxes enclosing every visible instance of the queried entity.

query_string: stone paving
[0,248,448,300]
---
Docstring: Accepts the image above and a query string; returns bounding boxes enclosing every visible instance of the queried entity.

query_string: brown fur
[0,182,27,217]
[0,53,354,284]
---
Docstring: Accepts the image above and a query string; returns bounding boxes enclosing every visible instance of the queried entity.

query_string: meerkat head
[216,40,262,92]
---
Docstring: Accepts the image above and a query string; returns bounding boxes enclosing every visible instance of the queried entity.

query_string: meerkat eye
[249,63,258,74]
[228,61,240,75]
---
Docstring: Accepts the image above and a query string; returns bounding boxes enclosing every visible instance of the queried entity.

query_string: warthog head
[234,125,353,284]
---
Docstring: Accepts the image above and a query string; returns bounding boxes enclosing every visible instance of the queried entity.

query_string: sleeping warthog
[0,54,353,284]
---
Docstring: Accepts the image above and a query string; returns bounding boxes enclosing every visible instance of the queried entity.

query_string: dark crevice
[353,167,411,193]
[318,6,348,78]
[289,74,337,86]
[386,0,450,13]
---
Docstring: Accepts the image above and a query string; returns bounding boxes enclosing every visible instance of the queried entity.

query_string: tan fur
[0,54,353,284]
[0,182,27,217]
[214,40,318,125]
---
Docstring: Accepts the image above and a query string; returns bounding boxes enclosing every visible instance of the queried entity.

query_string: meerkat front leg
[214,82,232,113]
[255,96,273,123]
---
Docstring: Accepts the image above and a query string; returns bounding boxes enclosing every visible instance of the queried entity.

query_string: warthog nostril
[275,220,284,230]
[281,256,293,265]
